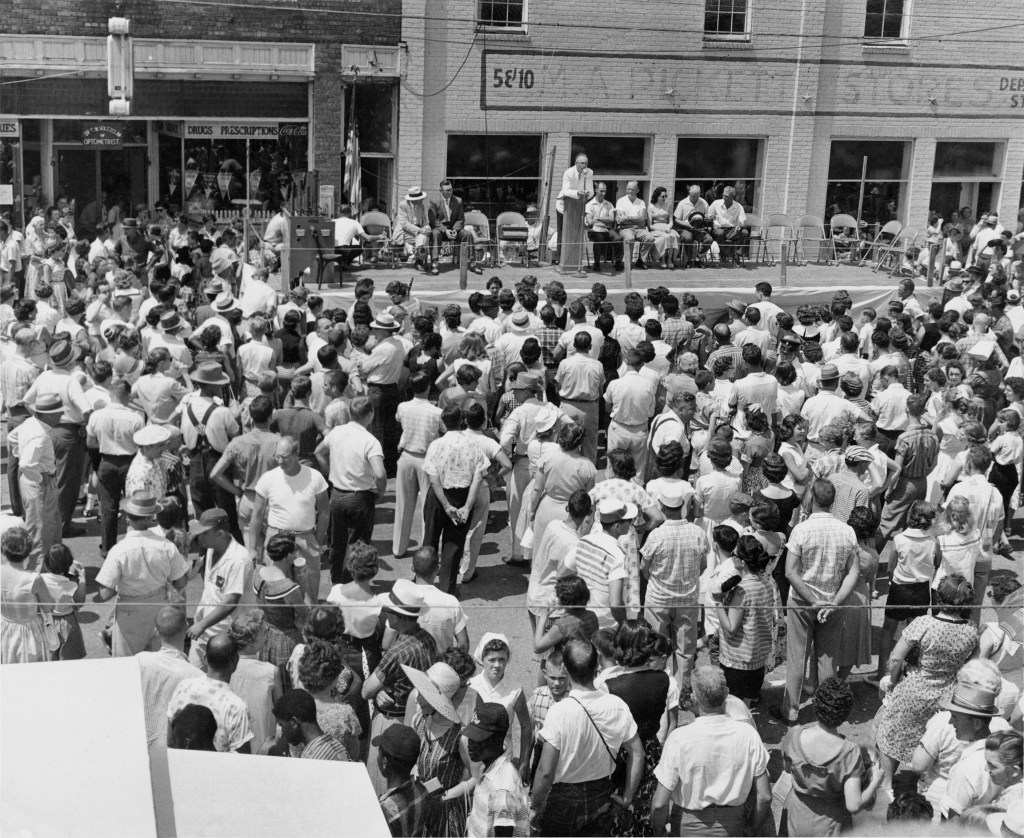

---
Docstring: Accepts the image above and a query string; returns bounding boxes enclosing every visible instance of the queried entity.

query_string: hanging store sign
[0,118,19,138]
[81,124,124,147]
[184,122,308,140]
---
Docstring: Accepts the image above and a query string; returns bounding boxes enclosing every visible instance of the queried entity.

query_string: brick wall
[6,0,401,191]
[400,0,1024,229]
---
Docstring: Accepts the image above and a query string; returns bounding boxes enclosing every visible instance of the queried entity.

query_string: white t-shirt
[254,466,328,532]
[333,216,367,247]
[194,539,255,646]
[654,713,768,809]
[417,583,468,652]
[941,740,998,817]
[539,687,638,784]
[239,281,278,318]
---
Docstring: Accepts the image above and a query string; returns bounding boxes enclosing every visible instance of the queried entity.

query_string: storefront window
[178,122,309,215]
[571,136,649,204]
[446,134,541,221]
[930,141,1004,222]
[676,137,762,211]
[826,139,909,226]
[343,84,396,215]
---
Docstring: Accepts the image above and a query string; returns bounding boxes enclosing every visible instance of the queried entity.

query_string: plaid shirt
[811,449,846,480]
[661,316,691,352]
[895,425,939,478]
[396,397,443,455]
[379,778,430,837]
[373,627,439,713]
[0,353,38,411]
[827,471,871,523]
[528,686,557,738]
[704,344,745,379]
[787,512,858,600]
[535,325,563,371]
[947,475,1005,556]
[956,331,1007,374]
[640,519,708,607]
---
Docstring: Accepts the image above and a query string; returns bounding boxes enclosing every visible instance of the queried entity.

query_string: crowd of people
[0,193,1023,837]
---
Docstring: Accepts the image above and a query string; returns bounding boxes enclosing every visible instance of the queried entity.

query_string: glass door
[56,148,99,236]
[57,147,147,236]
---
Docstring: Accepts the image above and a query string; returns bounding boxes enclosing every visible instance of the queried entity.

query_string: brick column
[906,138,936,229]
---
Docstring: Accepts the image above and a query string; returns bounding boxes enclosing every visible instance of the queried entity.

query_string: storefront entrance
[56,147,146,236]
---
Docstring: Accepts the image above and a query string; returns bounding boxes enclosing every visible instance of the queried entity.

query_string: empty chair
[496,211,530,266]
[792,214,830,265]
[858,220,902,266]
[879,227,920,277]
[310,225,346,290]
[759,213,792,265]
[741,213,761,265]
[464,210,494,266]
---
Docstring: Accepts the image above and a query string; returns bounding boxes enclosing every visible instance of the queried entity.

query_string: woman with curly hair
[602,619,670,836]
[228,609,282,751]
[781,677,884,836]
[326,541,383,677]
[739,403,775,496]
[295,638,362,760]
[837,507,879,681]
[876,574,979,786]
[590,448,665,613]
[253,533,307,667]
[435,332,495,400]
[528,420,596,555]
[1,527,54,664]
[753,453,800,536]
[777,414,811,500]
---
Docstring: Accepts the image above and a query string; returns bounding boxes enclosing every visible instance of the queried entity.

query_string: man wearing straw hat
[181,361,241,537]
[24,339,94,536]
[94,492,189,656]
[361,311,407,470]
[7,393,64,558]
[363,578,439,796]
[395,187,433,273]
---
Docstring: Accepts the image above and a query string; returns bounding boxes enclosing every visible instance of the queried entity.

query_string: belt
[331,486,374,494]
[100,453,135,460]
[272,528,315,537]
[399,450,426,456]
[681,803,745,813]
[561,396,598,403]
[610,419,647,430]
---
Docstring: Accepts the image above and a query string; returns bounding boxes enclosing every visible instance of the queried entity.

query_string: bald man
[137,606,203,749]
[167,633,254,753]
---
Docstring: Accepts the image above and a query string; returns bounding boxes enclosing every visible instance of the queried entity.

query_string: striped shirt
[719,575,775,670]
[373,627,439,713]
[640,520,707,607]
[137,647,203,748]
[894,425,939,478]
[787,512,858,600]
[396,397,443,455]
[0,353,38,410]
[568,532,628,629]
[827,471,871,523]
[379,779,430,838]
[301,733,349,761]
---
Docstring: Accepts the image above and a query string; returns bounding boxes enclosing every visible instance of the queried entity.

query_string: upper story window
[864,0,908,41]
[477,1,527,31]
[704,0,751,41]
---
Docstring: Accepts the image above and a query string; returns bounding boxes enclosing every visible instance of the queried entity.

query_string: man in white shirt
[585,182,622,271]
[555,154,593,266]
[413,546,469,652]
[332,204,379,268]
[554,300,603,363]
[615,181,656,269]
[239,266,278,318]
[707,185,749,260]
[650,666,771,836]
[673,184,709,227]
[531,638,643,837]
[138,606,204,749]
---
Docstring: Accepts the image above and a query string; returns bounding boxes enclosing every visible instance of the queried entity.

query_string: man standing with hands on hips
[556,154,593,266]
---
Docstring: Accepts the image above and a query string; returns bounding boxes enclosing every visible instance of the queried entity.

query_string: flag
[343,88,360,210]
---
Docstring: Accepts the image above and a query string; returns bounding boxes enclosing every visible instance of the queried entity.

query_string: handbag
[570,697,628,792]
[41,613,61,654]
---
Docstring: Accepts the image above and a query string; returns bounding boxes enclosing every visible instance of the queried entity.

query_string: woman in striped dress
[712,534,775,708]
[253,533,308,667]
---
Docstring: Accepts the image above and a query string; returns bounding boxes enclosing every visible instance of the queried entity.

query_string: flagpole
[345,74,359,208]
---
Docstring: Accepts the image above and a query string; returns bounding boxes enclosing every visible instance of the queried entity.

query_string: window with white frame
[704,0,750,40]
[477,0,526,30]
[864,0,908,40]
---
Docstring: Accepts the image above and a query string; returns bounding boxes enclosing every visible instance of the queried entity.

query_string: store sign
[0,118,19,138]
[184,122,308,140]
[82,124,124,147]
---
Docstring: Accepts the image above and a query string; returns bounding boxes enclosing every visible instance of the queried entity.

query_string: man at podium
[555,154,593,266]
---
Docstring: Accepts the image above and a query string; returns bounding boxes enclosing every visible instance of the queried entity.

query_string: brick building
[399,0,1024,236]
[1,0,401,230]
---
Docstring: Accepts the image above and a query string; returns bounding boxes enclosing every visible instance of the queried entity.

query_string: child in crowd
[877,500,939,681]
[701,524,740,666]
[469,633,532,770]
[644,441,695,515]
[933,496,981,591]
[38,544,86,660]
[858,307,877,358]
[648,634,680,737]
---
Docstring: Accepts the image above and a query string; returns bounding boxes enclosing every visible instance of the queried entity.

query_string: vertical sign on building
[107,17,133,116]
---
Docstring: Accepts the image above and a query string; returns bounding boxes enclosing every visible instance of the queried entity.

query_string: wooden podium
[559,195,588,277]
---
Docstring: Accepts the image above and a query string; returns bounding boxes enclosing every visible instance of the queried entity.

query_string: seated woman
[648,187,680,269]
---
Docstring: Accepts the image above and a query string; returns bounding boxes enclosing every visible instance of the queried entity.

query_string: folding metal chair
[496,211,530,266]
[759,213,792,265]
[310,225,345,290]
[826,213,859,265]
[878,227,920,277]
[792,214,830,266]
[464,210,494,266]
[858,220,902,266]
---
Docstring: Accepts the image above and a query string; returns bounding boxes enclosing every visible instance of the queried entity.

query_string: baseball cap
[372,723,421,762]
[462,702,511,742]
[188,507,230,536]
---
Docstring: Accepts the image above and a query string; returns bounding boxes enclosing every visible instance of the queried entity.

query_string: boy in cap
[376,724,431,837]
[563,498,633,629]
[464,703,531,838]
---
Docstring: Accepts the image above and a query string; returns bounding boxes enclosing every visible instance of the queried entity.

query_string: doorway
[929,182,998,223]
[55,147,146,236]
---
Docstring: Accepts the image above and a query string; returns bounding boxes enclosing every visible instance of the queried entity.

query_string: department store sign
[81,124,124,147]
[184,122,307,139]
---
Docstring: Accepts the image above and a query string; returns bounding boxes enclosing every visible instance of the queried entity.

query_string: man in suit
[555,154,593,266]
[429,179,480,276]
[395,187,432,273]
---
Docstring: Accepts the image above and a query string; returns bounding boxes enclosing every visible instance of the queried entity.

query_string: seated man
[673,185,713,267]
[393,187,433,273]
[615,181,656,269]
[332,204,380,267]
[708,185,750,260]
[429,179,480,275]
[586,182,622,272]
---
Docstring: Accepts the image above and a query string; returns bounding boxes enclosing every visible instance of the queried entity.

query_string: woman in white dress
[1,527,54,664]
[647,187,680,268]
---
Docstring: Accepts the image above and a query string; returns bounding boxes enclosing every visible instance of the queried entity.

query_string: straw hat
[371,313,401,332]
[406,188,426,202]
[48,340,81,368]
[31,394,64,414]
[534,404,560,434]
[190,361,230,387]
[597,498,638,525]
[401,663,461,724]
[133,425,172,447]
[384,578,426,618]
[940,681,1000,718]
[125,492,160,517]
